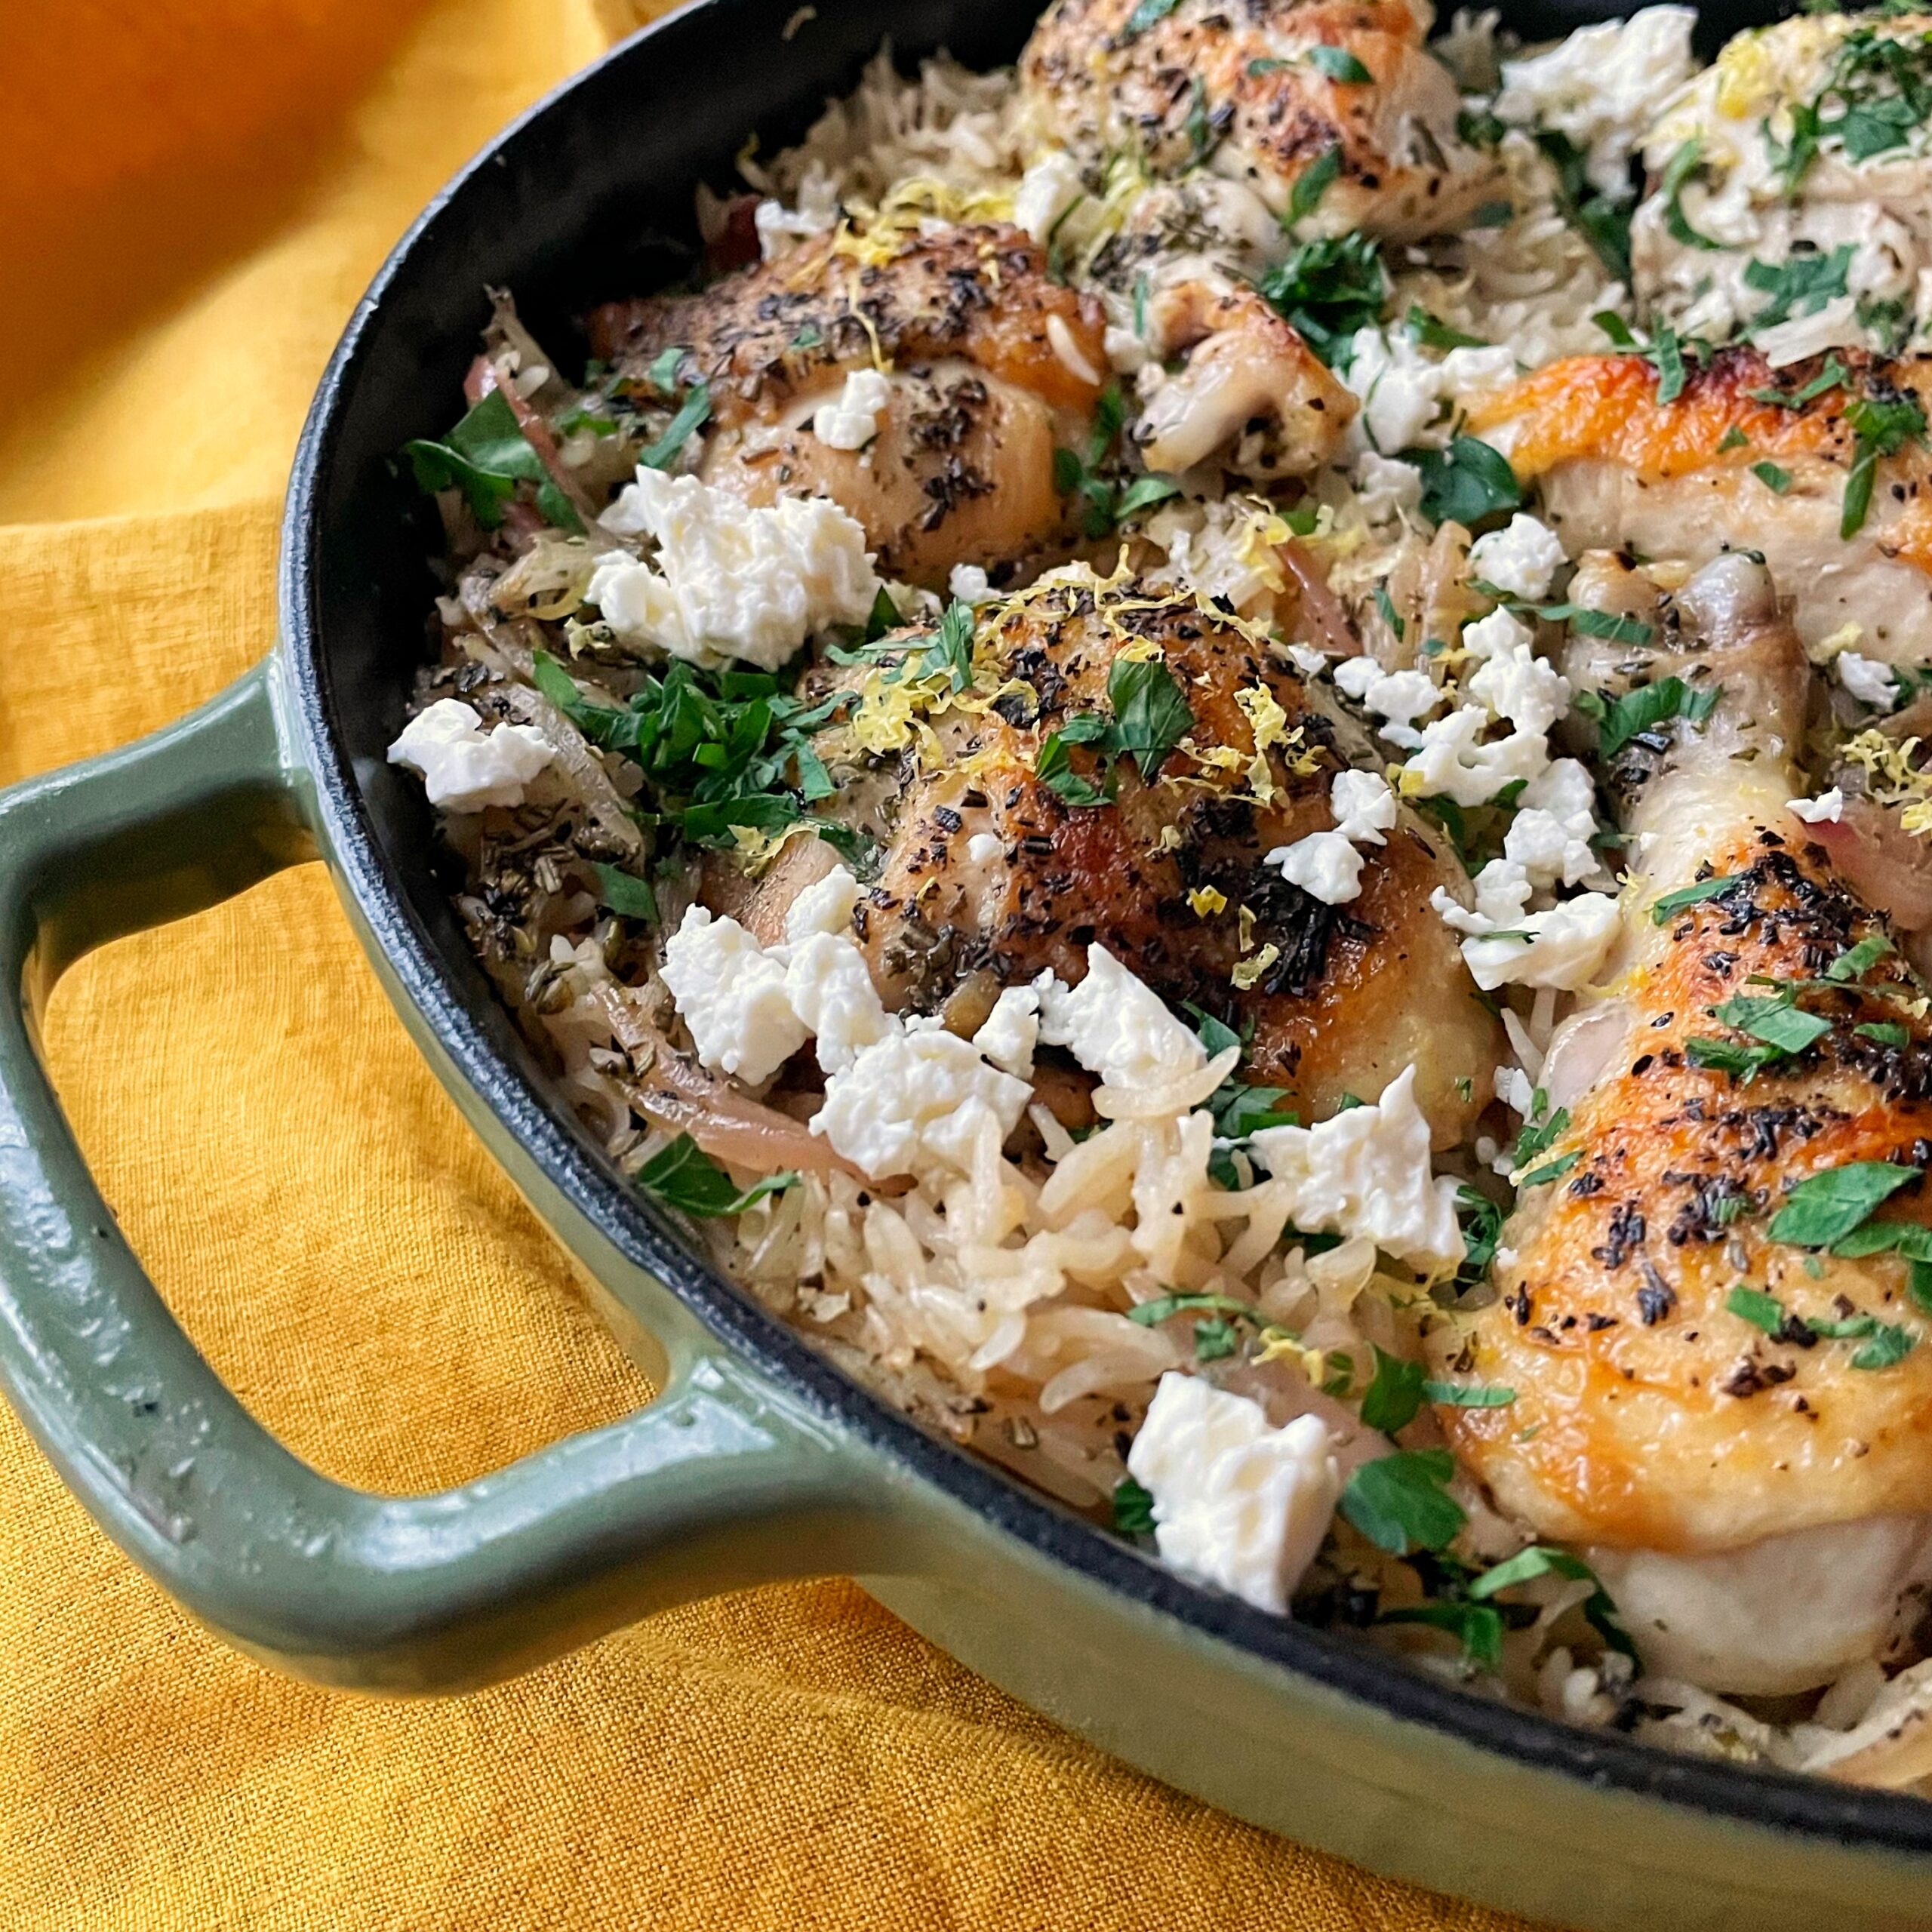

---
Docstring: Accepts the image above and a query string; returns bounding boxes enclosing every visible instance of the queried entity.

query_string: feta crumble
[1264,769,1398,906]
[1460,892,1623,992]
[1126,1372,1342,1616]
[785,863,863,941]
[1247,1066,1466,1273]
[590,469,881,669]
[972,985,1041,1080]
[1013,149,1084,243]
[1035,944,1205,1091]
[1334,658,1443,749]
[1838,652,1900,712]
[783,933,893,1075]
[387,698,553,812]
[949,563,996,606]
[1789,789,1845,826]
[965,831,1004,865]
[1402,704,1552,807]
[1340,328,1518,454]
[662,906,810,1084]
[1468,514,1567,603]
[814,368,893,451]
[1509,758,1603,888]
[813,1022,1030,1182]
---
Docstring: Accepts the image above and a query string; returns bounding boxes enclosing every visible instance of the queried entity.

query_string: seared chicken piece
[586,223,1109,588]
[1135,280,1355,478]
[1019,0,1497,240]
[1429,552,1932,1692]
[717,577,1499,1142]
[1468,347,1932,654]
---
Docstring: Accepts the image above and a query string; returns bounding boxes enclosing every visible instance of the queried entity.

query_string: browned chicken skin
[1020,0,1497,238]
[586,223,1109,587]
[713,577,1500,1142]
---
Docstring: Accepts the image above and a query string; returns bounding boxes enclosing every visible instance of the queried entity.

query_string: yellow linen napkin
[0,4,1537,1924]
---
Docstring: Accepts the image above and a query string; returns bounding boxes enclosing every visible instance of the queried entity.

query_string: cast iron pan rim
[279,0,1932,1858]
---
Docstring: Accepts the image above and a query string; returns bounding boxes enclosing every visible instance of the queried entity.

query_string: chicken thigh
[586,223,1109,587]
[1428,552,1932,1692]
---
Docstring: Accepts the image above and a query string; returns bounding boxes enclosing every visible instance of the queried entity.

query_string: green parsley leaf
[405,388,583,532]
[1519,1152,1582,1187]
[1469,1546,1635,1657]
[1107,654,1195,779]
[1378,1599,1504,1668]
[1406,304,1485,350]
[1112,1474,1157,1535]
[1843,390,1927,539]
[1858,1020,1912,1047]
[1257,229,1386,365]
[1421,1381,1516,1408]
[1581,676,1720,758]
[1534,128,1632,282]
[638,379,714,472]
[1407,435,1522,527]
[1036,731,1112,807]
[1467,197,1513,227]
[1744,245,1853,328]
[1358,1346,1426,1434]
[1853,1321,1918,1370]
[1192,1318,1241,1361]
[593,863,659,921]
[1718,424,1750,452]
[1307,44,1372,82]
[1726,1284,1787,1333]
[633,1133,797,1218]
[1767,1161,1918,1248]
[1127,1291,1257,1327]
[1649,320,1690,406]
[1709,992,1832,1054]
[1285,142,1343,226]
[1829,933,1896,980]
[1339,1449,1466,1555]
[1121,0,1180,35]
[1651,872,1740,924]
[1593,310,1638,349]
[1752,460,1793,494]
[1750,355,1848,409]
[1374,583,1405,639]
[1659,138,1722,251]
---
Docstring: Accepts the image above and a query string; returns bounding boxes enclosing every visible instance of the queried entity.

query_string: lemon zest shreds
[1232,943,1280,991]
[1256,1327,1327,1386]
[1158,823,1184,851]
[1187,884,1228,916]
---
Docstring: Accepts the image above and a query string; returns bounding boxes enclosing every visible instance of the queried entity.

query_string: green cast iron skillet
[3,0,1926,1922]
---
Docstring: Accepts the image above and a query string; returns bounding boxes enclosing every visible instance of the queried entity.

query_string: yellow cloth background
[0,5,1543,1925]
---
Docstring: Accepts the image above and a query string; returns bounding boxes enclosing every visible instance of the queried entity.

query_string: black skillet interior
[291,0,1932,1854]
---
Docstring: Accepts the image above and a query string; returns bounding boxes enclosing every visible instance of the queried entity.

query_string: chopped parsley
[593,863,659,922]
[1121,0,1180,36]
[405,389,583,533]
[1405,435,1522,527]
[1687,989,1832,1080]
[1285,142,1343,226]
[1534,128,1632,282]
[1256,230,1387,366]
[1574,676,1720,758]
[1339,1448,1466,1555]
[1841,390,1927,540]
[1831,933,1896,980]
[1718,425,1751,453]
[1307,44,1372,82]
[633,1134,797,1217]
[1424,1380,1517,1408]
[1112,1474,1157,1535]
[1767,1160,1918,1249]
[1054,382,1181,534]
[1651,872,1740,924]
[1749,355,1848,410]
[638,374,713,472]
[1752,460,1793,494]
[1036,654,1196,803]
[1744,245,1853,331]
[1358,1346,1426,1434]
[1406,304,1486,351]
[1658,139,1721,252]
[1468,1546,1635,1658]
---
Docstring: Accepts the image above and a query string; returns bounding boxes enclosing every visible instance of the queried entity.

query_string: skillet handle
[0,662,881,1691]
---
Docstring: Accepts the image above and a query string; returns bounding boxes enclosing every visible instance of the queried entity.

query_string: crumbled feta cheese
[1505,805,1598,891]
[783,932,893,1075]
[1459,606,1529,664]
[813,1022,1029,1180]
[1269,829,1366,905]
[662,906,809,1084]
[1331,768,1398,844]
[1756,295,1863,369]
[1126,1372,1342,1615]
[590,469,881,669]
[1431,857,1533,936]
[1035,944,1204,1091]
[1460,892,1622,992]
[1103,324,1149,375]
[1789,788,1845,825]
[949,562,996,606]
[1013,149,1084,243]
[812,368,893,451]
[965,831,1003,864]
[1247,1066,1466,1272]
[1341,328,1519,454]
[1263,768,1399,905]
[1334,658,1443,748]
[972,986,1041,1080]
[1497,1064,1537,1118]
[1352,450,1425,523]
[1838,651,1900,711]
[1497,6,1697,196]
[387,698,553,812]
[752,167,839,260]
[1284,643,1328,677]
[1402,704,1552,807]
[784,863,863,941]
[1468,514,1567,602]
[1512,757,1602,888]
[1468,633,1571,737]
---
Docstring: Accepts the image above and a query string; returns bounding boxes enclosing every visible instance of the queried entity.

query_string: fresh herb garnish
[1534,128,1632,281]
[593,863,659,921]
[1718,424,1750,453]
[1054,382,1180,534]
[1841,391,1927,540]
[1121,0,1180,36]
[1469,1546,1635,1658]
[1406,304,1486,351]
[1854,1322,1918,1370]
[633,1133,797,1217]
[1574,676,1720,758]
[1423,1381,1517,1408]
[1112,1474,1157,1535]
[1406,435,1522,526]
[1651,872,1740,924]
[1359,1346,1426,1434]
[1658,138,1721,251]
[1307,44,1372,82]
[1257,230,1386,365]
[1285,142,1344,226]
[1339,1449,1466,1555]
[1744,245,1853,331]
[405,389,583,533]
[1749,355,1848,410]
[1036,654,1196,802]
[1767,1161,1918,1248]
[1128,1291,1259,1328]
[1829,933,1896,980]
[1752,460,1793,494]
[1858,1020,1912,1047]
